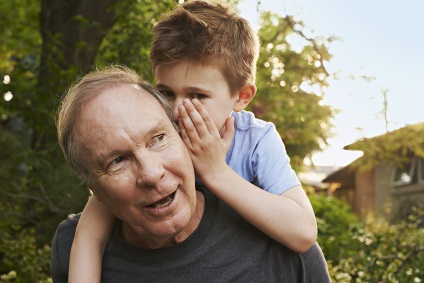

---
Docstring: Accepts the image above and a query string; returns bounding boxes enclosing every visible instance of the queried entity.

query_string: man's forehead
[90,84,163,113]
[75,84,171,134]
[73,84,176,161]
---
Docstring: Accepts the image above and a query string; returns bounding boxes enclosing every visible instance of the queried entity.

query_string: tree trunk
[33,0,121,149]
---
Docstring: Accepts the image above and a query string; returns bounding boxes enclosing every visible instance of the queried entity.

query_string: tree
[250,12,335,170]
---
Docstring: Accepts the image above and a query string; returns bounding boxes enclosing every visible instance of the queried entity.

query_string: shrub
[311,193,424,282]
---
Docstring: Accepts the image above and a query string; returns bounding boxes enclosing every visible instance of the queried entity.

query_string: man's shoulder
[51,213,81,281]
[53,213,80,254]
[57,213,80,232]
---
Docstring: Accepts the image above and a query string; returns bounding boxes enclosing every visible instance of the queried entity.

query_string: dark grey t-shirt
[51,187,330,282]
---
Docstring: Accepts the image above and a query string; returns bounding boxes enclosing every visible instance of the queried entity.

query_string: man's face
[155,62,239,133]
[73,84,199,248]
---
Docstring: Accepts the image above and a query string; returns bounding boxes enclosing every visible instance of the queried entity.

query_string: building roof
[322,123,424,183]
[345,123,424,172]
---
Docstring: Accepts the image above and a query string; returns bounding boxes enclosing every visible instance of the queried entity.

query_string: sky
[238,0,424,166]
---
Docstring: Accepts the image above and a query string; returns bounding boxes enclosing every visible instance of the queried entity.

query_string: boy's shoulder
[232,110,275,132]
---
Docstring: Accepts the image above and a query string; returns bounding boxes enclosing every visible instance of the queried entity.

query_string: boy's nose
[173,105,180,121]
[172,97,184,121]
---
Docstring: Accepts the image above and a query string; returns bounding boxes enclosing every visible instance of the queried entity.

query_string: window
[419,157,424,184]
[391,157,417,187]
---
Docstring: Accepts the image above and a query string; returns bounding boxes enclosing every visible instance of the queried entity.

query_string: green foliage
[0,0,41,73]
[312,193,424,282]
[251,12,335,170]
[0,0,41,126]
[96,0,176,81]
[0,226,51,283]
[310,193,362,260]
[0,126,89,281]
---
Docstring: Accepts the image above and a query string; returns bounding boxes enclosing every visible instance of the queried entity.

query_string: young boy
[68,1,318,282]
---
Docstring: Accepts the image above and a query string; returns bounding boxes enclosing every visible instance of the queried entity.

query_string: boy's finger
[191,99,220,136]
[178,102,203,145]
[178,117,193,150]
[178,104,197,137]
[182,99,209,137]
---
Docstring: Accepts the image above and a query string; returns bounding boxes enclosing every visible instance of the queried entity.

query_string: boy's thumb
[222,116,235,152]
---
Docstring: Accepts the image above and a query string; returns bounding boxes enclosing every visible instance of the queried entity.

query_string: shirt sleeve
[251,123,301,195]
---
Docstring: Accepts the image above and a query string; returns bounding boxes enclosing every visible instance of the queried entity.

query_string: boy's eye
[160,91,175,99]
[191,93,207,100]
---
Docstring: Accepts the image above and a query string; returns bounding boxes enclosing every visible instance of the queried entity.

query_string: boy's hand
[178,98,234,180]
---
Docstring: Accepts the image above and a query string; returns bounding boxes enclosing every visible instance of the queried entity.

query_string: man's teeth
[151,195,173,208]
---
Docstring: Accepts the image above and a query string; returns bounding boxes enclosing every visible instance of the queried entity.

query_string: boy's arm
[68,196,116,283]
[178,99,317,253]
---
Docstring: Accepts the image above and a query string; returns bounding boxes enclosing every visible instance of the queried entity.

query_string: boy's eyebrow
[156,83,170,89]
[156,83,211,93]
[185,86,210,93]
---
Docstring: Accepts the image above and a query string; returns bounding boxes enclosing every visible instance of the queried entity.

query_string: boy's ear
[233,83,256,112]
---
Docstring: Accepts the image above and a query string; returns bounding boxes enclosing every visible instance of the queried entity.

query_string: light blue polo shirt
[226,110,300,195]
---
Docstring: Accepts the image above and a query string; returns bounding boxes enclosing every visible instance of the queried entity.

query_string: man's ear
[88,187,103,202]
[233,83,256,112]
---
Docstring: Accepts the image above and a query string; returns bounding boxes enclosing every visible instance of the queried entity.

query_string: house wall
[354,170,375,216]
[375,164,424,218]
[333,186,354,208]
[374,165,393,215]
[391,183,424,217]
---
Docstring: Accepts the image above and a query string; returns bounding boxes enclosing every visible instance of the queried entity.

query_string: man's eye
[192,93,207,100]
[151,134,165,147]
[155,134,165,142]
[110,156,124,165]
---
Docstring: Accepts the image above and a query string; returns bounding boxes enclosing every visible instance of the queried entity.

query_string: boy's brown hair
[150,0,259,95]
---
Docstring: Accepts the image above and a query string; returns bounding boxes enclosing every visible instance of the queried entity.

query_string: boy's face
[155,62,240,133]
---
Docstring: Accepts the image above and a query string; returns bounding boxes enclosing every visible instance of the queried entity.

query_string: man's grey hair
[56,65,176,186]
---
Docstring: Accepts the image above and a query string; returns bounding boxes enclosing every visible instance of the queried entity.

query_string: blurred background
[1,0,423,282]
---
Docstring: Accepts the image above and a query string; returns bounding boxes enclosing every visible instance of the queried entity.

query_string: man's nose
[135,154,165,187]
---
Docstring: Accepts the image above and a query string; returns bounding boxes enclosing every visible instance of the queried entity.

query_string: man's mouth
[148,192,176,208]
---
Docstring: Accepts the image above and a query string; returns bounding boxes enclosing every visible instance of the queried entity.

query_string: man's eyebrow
[146,121,169,137]
[95,121,170,167]
[96,150,122,168]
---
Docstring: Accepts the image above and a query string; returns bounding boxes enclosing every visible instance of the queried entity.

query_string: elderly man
[51,66,330,282]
